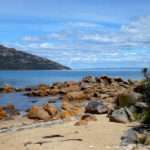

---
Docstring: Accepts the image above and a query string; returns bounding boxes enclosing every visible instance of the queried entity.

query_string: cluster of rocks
[108,90,145,123]
[24,76,132,100]
[27,101,82,121]
[120,125,150,150]
[0,76,142,124]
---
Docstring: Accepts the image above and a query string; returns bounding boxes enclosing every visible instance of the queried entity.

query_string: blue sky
[0,0,150,68]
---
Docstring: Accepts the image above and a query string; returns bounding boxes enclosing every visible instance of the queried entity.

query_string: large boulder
[63,91,87,101]
[28,106,50,121]
[59,101,82,119]
[109,107,135,123]
[85,101,108,114]
[117,91,142,107]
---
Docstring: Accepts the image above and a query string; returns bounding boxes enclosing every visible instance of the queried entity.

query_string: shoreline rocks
[85,101,108,114]
[109,107,136,123]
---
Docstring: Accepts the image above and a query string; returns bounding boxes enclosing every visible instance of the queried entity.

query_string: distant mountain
[0,45,70,70]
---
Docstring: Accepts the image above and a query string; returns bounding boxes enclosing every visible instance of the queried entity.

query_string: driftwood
[61,138,83,142]
[42,134,64,139]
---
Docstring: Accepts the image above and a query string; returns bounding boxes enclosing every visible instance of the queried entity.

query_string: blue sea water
[0,69,143,88]
[0,69,143,111]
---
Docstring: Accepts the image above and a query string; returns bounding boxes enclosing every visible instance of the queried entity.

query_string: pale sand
[0,115,131,150]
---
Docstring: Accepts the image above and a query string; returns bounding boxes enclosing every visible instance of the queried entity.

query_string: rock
[134,84,145,93]
[100,76,112,85]
[60,84,80,94]
[61,101,82,117]
[80,114,97,122]
[135,102,148,109]
[82,76,96,83]
[61,101,73,110]
[60,110,72,119]
[27,89,50,97]
[63,91,87,101]
[43,104,58,116]
[125,107,135,121]
[15,88,23,92]
[121,144,137,150]
[121,129,138,145]
[2,84,14,93]
[85,101,108,114]
[74,120,88,126]
[3,103,20,117]
[80,82,93,90]
[109,107,134,123]
[117,91,142,107]
[74,114,97,126]
[49,88,60,95]
[144,135,150,145]
[114,77,124,83]
[0,107,7,120]
[28,106,50,121]
[25,87,33,92]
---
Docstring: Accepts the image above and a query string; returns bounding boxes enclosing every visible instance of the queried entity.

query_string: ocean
[0,69,143,88]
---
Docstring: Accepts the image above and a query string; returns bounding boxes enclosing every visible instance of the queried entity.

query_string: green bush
[141,68,150,123]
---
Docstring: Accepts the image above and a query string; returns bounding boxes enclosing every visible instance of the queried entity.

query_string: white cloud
[81,16,150,48]
[67,21,98,28]
[22,36,41,42]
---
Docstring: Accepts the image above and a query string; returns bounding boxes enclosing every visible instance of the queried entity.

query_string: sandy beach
[0,115,132,150]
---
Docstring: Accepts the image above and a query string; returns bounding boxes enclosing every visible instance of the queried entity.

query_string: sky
[0,0,150,68]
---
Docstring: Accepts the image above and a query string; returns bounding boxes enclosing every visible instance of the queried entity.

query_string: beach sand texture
[0,115,131,150]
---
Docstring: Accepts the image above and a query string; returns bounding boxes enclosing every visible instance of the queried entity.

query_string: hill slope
[0,45,70,70]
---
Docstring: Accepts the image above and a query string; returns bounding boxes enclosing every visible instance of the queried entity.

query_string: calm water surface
[0,69,143,88]
[0,69,143,111]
